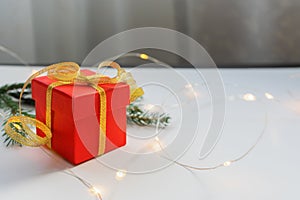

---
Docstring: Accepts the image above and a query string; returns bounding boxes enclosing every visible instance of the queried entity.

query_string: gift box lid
[32,69,130,120]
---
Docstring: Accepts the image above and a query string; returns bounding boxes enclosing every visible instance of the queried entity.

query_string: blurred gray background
[0,0,299,67]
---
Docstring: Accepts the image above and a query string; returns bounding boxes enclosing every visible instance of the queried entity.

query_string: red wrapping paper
[31,70,130,165]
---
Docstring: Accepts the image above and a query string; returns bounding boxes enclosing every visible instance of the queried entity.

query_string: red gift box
[31,69,130,165]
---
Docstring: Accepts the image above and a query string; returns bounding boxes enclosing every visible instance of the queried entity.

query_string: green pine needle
[126,104,171,128]
[0,83,34,146]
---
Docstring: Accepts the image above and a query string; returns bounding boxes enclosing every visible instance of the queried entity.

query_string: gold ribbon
[4,61,144,155]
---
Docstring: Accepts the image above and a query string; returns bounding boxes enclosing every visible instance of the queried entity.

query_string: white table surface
[0,66,299,200]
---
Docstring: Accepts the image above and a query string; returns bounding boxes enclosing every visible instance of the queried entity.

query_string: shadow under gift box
[31,69,130,165]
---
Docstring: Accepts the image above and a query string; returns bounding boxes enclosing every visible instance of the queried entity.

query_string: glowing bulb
[115,170,127,181]
[184,83,200,99]
[185,89,199,99]
[193,91,199,97]
[242,93,256,101]
[186,91,199,99]
[185,84,193,89]
[13,123,22,130]
[152,142,162,152]
[140,53,149,60]
[154,136,160,141]
[89,186,102,196]
[223,161,232,167]
[265,92,274,100]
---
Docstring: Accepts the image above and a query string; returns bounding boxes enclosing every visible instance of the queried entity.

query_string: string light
[223,161,232,167]
[242,93,256,101]
[89,186,102,195]
[89,186,103,200]
[185,84,193,89]
[152,142,162,152]
[193,91,199,97]
[154,106,268,171]
[184,83,199,99]
[13,123,22,130]
[139,53,149,60]
[62,169,103,200]
[106,53,279,193]
[264,92,274,100]
[116,52,170,68]
[1,49,271,198]
[115,170,127,181]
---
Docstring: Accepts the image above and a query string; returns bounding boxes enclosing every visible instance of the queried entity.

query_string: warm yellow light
[154,136,160,142]
[115,170,127,180]
[140,53,149,60]
[242,93,256,101]
[223,161,232,167]
[13,123,22,130]
[89,186,102,195]
[185,91,199,99]
[265,92,274,100]
[185,84,193,89]
[152,142,162,152]
[193,91,199,97]
[184,84,200,99]
[185,88,200,99]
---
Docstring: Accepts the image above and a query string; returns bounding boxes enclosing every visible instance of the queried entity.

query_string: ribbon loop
[97,61,144,102]
[4,116,52,147]
[47,62,80,82]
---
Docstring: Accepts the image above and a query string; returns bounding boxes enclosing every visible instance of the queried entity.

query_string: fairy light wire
[111,52,171,68]
[95,53,271,173]
[38,145,104,200]
[0,47,273,197]
[0,45,267,198]
[154,96,269,171]
[128,52,271,171]
[36,146,103,200]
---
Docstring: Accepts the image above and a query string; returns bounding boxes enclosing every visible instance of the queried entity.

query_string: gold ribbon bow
[4,61,144,154]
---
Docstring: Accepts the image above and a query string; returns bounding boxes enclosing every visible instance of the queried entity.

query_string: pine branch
[0,83,34,146]
[127,103,171,128]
